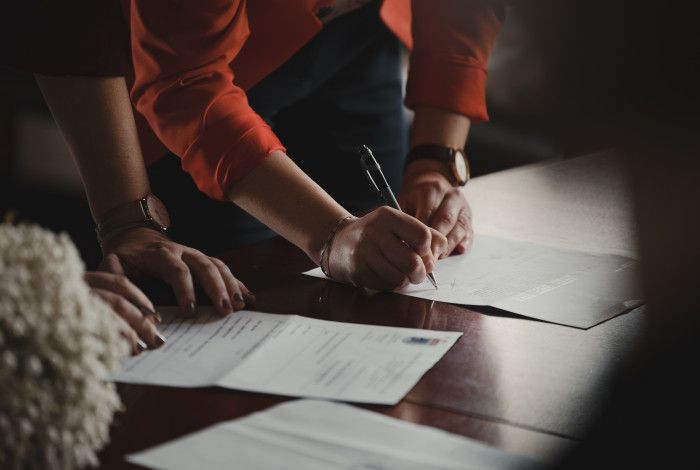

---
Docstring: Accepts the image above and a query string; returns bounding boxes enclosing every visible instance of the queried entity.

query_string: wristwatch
[405,144,470,187]
[95,194,170,242]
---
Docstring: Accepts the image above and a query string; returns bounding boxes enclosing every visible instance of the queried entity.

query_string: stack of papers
[305,235,643,328]
[127,399,541,470]
[110,308,461,404]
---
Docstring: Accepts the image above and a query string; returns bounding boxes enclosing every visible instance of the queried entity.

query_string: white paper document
[305,235,643,328]
[110,308,461,404]
[127,399,541,470]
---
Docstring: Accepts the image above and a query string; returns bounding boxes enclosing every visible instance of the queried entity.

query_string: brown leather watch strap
[95,194,170,242]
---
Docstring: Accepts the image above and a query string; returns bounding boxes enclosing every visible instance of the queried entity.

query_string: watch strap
[97,197,150,236]
[405,144,469,186]
[405,144,455,167]
[96,195,170,243]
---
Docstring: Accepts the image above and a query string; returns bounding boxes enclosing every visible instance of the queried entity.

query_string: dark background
[1,2,699,466]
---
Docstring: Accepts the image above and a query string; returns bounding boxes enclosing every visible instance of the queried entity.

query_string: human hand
[398,164,473,258]
[99,227,254,317]
[85,271,164,355]
[326,207,447,291]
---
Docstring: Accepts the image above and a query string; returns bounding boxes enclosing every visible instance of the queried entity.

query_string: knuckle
[153,243,174,257]
[408,256,423,273]
[115,274,130,287]
[377,205,392,216]
[428,181,444,193]
[210,257,226,269]
[171,263,189,277]
[113,296,131,314]
[188,247,204,257]
[204,263,221,278]
[455,211,470,229]
[437,211,455,226]
[419,226,432,243]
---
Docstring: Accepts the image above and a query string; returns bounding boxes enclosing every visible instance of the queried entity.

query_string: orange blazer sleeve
[129,0,285,200]
[404,0,505,122]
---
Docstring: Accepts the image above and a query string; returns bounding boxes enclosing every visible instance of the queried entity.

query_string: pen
[359,145,438,289]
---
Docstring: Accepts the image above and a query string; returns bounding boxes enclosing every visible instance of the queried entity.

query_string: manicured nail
[145,312,162,324]
[135,303,162,324]
[137,339,148,351]
[136,304,155,314]
[186,301,197,316]
[154,333,167,347]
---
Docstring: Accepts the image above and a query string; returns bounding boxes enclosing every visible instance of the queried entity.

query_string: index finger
[84,271,155,312]
[146,249,197,316]
[429,191,466,236]
[382,207,433,257]
[428,228,449,259]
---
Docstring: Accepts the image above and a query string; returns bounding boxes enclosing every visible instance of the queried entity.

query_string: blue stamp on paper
[403,336,441,345]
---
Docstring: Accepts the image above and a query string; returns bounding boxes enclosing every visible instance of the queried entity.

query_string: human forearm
[35,75,150,220]
[227,151,349,263]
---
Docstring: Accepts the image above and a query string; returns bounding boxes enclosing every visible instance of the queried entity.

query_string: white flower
[0,223,129,469]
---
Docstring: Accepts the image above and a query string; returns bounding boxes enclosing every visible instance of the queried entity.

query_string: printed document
[305,235,643,328]
[127,399,540,470]
[110,308,461,404]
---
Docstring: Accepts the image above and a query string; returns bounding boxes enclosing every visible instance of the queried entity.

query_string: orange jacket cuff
[405,54,489,123]
[181,118,285,201]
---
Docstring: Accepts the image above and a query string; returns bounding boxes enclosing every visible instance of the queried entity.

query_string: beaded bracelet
[319,215,355,279]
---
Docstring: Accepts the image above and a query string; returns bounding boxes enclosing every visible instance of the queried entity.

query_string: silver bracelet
[319,215,355,278]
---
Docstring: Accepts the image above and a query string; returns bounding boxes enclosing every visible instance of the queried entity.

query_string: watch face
[452,150,470,185]
[145,195,171,230]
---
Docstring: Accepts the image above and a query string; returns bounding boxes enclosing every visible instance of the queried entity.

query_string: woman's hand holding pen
[326,206,447,291]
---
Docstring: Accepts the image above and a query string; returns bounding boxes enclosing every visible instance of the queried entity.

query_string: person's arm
[228,152,446,290]
[129,0,446,291]
[398,0,505,256]
[34,75,149,219]
[35,75,252,317]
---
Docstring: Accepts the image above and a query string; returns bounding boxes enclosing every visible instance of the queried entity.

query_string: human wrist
[318,215,356,278]
[95,194,170,247]
[99,225,167,254]
[305,211,354,265]
[403,159,453,186]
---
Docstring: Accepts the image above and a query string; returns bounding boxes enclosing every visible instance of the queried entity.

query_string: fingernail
[221,297,232,312]
[136,304,155,315]
[154,333,167,347]
[137,339,148,351]
[186,301,197,317]
[144,312,162,324]
[233,293,244,305]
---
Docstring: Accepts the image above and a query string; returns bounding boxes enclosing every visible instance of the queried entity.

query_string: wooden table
[98,151,644,468]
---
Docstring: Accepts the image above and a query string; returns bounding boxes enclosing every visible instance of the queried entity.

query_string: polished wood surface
[98,235,641,469]
[98,153,644,468]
